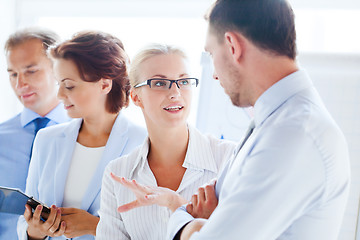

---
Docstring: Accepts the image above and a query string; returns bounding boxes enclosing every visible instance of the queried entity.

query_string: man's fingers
[198,187,206,202]
[191,194,198,207]
[186,202,194,214]
[117,200,141,212]
[204,185,216,203]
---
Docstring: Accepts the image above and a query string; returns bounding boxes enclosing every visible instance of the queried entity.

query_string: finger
[60,207,77,215]
[144,194,157,203]
[186,202,194,214]
[191,194,198,207]
[204,185,216,203]
[117,177,147,195]
[48,208,62,234]
[24,204,33,222]
[198,187,206,203]
[32,204,44,222]
[42,205,59,229]
[117,200,141,212]
[209,178,217,187]
[130,179,151,195]
[110,172,123,183]
[53,221,66,237]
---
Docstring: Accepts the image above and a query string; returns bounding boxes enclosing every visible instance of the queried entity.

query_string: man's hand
[186,179,218,219]
[60,207,99,238]
[111,173,187,212]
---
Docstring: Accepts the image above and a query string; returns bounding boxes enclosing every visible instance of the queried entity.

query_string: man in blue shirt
[168,0,350,239]
[0,28,70,239]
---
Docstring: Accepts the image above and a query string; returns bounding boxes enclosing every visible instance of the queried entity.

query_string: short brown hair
[206,0,297,59]
[4,27,60,53]
[50,31,130,113]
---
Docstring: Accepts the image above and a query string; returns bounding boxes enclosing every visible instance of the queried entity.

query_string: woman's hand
[111,172,188,212]
[24,204,66,240]
[59,208,100,238]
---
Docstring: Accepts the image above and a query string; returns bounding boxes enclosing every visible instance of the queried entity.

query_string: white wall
[0,1,359,239]
[0,0,21,122]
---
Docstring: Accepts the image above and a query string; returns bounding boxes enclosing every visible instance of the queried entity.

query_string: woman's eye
[179,80,189,86]
[153,81,167,87]
[65,86,74,90]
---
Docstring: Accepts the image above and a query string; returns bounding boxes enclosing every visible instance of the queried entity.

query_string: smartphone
[26,196,51,220]
[0,186,51,220]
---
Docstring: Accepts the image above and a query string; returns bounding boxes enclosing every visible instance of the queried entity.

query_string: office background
[0,0,359,239]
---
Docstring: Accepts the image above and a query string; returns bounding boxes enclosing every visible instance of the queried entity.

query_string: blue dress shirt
[0,104,70,240]
[167,70,351,240]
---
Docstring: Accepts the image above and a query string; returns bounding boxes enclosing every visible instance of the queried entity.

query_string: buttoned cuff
[167,205,194,240]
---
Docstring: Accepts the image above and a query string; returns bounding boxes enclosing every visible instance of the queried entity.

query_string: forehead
[205,26,220,52]
[53,58,81,80]
[140,53,189,78]
[6,39,48,68]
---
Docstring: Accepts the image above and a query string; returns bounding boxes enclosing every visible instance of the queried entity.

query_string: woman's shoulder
[36,118,80,138]
[106,144,145,177]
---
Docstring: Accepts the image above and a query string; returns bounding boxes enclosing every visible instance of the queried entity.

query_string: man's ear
[130,88,143,108]
[100,78,113,94]
[224,32,244,63]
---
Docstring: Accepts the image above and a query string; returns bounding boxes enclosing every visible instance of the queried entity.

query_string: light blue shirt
[0,104,70,240]
[167,70,351,240]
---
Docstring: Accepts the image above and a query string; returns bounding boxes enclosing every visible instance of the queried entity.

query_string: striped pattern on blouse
[96,126,236,240]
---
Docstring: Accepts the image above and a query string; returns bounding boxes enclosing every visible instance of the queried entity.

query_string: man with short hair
[0,28,70,239]
[168,0,350,239]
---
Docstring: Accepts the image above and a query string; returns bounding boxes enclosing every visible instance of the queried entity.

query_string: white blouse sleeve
[96,163,130,240]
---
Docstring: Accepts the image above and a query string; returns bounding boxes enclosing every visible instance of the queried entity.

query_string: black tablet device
[0,186,50,220]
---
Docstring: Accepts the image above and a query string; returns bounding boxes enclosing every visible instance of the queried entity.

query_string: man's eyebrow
[61,78,75,82]
[7,64,38,72]
[25,64,37,69]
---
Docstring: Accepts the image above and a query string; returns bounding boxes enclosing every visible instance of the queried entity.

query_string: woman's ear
[224,31,245,63]
[100,78,113,94]
[130,88,143,108]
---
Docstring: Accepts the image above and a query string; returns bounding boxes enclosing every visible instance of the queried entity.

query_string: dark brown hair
[50,31,130,113]
[4,27,60,53]
[206,0,297,59]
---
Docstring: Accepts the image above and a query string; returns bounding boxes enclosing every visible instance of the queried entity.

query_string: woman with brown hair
[17,31,146,240]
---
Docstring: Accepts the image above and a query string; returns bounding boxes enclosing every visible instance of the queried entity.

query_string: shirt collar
[253,69,313,128]
[20,103,70,127]
[182,125,218,173]
[130,125,218,176]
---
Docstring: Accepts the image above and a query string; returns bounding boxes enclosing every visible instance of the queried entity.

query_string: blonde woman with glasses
[96,44,236,240]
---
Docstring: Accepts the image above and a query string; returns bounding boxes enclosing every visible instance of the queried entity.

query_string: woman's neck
[146,124,189,190]
[77,112,118,147]
[147,124,189,166]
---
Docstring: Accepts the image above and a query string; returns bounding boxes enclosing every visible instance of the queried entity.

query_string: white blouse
[63,142,105,208]
[96,126,236,240]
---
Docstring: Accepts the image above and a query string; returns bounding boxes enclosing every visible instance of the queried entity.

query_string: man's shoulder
[0,113,23,133]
